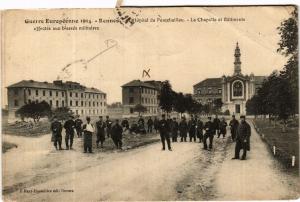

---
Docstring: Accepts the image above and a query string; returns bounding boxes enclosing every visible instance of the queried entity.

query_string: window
[70,100,72,106]
[97,102,99,106]
[14,89,18,95]
[97,94,99,99]
[93,94,94,99]
[56,91,58,97]
[233,81,243,97]
[28,99,31,103]
[89,101,91,107]
[56,100,59,107]
[49,91,52,96]
[62,100,64,107]
[62,92,65,97]
[28,89,31,95]
[76,110,78,115]
[129,87,134,93]
[43,90,46,96]
[93,101,95,107]
[130,108,134,114]
[49,100,52,106]
[70,92,72,97]
[14,100,19,106]
[89,94,91,99]
[81,101,84,106]
[81,93,83,98]
[81,110,84,115]
[35,90,39,96]
[76,101,78,106]
[75,93,78,97]
[129,97,134,104]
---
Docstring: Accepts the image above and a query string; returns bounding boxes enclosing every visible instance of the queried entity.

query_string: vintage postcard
[1,5,299,201]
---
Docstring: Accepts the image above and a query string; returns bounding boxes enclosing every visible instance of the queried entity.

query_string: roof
[7,80,64,90]
[7,80,105,94]
[122,80,156,89]
[193,78,222,88]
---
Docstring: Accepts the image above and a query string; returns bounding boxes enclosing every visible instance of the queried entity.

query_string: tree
[158,80,174,114]
[52,107,74,121]
[133,104,147,116]
[16,101,51,122]
[212,98,223,114]
[246,95,261,117]
[173,92,186,116]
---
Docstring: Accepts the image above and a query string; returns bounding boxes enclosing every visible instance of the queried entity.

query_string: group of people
[50,113,251,160]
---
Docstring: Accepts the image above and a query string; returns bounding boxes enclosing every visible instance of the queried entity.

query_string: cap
[240,115,246,119]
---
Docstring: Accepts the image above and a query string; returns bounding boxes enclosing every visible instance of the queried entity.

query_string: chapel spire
[234,42,242,75]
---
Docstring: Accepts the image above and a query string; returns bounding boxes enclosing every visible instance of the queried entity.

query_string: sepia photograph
[1,5,299,201]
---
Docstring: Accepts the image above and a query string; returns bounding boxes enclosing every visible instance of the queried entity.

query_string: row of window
[128,87,157,95]
[73,108,106,116]
[24,89,105,99]
[69,100,106,107]
[197,88,222,95]
[141,97,157,105]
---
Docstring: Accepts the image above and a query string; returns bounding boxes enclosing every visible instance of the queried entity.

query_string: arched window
[233,81,243,97]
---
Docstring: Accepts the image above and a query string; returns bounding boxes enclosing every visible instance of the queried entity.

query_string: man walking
[196,118,204,143]
[74,115,83,138]
[213,115,221,136]
[121,118,130,132]
[203,117,214,150]
[96,116,106,148]
[154,117,160,133]
[159,114,172,151]
[170,117,179,142]
[105,116,112,138]
[188,115,197,142]
[51,116,62,150]
[218,117,228,138]
[179,116,188,142]
[64,115,76,150]
[229,115,239,141]
[232,115,251,160]
[83,117,94,153]
[111,119,123,149]
[147,117,154,133]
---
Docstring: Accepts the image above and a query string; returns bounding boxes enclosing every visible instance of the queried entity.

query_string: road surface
[3,121,299,201]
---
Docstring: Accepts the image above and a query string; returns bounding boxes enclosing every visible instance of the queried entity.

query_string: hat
[232,115,235,117]
[240,115,246,119]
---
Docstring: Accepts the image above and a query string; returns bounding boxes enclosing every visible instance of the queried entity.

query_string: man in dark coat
[105,116,112,138]
[96,116,106,148]
[121,118,129,131]
[196,118,204,143]
[188,115,197,142]
[170,117,179,142]
[229,115,239,141]
[218,117,228,138]
[232,115,251,160]
[213,115,221,136]
[64,115,76,150]
[51,116,63,150]
[203,117,214,150]
[159,114,172,151]
[179,116,188,142]
[74,115,83,138]
[154,117,160,133]
[147,117,154,133]
[83,116,94,153]
[111,119,123,149]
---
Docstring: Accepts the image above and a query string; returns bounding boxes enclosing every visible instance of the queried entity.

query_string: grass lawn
[2,121,51,137]
[253,118,299,173]
[2,141,18,153]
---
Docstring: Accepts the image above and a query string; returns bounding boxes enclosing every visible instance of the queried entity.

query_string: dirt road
[3,122,299,201]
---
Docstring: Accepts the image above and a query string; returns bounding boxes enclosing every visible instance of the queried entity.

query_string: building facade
[122,80,162,116]
[7,80,107,121]
[193,43,266,115]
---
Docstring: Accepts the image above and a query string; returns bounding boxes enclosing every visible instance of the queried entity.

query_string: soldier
[82,116,94,153]
[188,115,197,142]
[179,116,188,142]
[203,117,214,150]
[121,118,129,132]
[159,114,172,151]
[138,115,145,127]
[96,116,106,148]
[154,117,160,133]
[147,117,154,133]
[229,115,239,141]
[196,118,204,143]
[51,116,62,150]
[111,119,123,149]
[213,115,221,136]
[170,117,179,142]
[218,117,228,138]
[105,116,112,138]
[74,115,83,138]
[232,115,251,160]
[64,115,76,150]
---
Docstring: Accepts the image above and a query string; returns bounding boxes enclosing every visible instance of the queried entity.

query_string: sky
[1,6,293,106]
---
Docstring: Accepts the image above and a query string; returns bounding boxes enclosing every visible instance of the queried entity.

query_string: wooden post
[292,156,295,167]
[273,146,276,155]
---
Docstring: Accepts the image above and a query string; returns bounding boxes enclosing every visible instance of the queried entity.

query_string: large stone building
[7,80,107,121]
[122,80,162,116]
[193,43,266,115]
